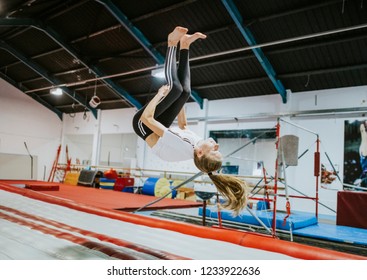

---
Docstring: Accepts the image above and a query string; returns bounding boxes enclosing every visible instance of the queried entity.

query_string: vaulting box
[337,191,367,229]
[113,177,134,192]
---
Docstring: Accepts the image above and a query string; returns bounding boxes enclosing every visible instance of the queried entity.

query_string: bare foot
[168,26,188,46]
[180,32,207,49]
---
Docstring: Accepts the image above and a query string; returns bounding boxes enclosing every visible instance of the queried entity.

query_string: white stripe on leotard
[138,119,146,136]
[157,45,175,104]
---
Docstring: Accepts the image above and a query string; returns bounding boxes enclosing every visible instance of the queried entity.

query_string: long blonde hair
[194,153,248,216]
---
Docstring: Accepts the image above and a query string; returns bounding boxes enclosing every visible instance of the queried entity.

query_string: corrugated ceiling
[0,0,366,119]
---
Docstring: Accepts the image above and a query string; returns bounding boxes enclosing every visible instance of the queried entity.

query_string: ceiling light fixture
[50,87,63,96]
[151,67,165,79]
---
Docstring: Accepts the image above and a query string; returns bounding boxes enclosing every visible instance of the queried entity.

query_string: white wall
[2,75,367,216]
[0,79,62,180]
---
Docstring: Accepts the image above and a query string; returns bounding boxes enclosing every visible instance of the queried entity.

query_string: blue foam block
[122,187,134,193]
[199,206,317,230]
[99,185,114,190]
[100,178,116,183]
[99,178,116,190]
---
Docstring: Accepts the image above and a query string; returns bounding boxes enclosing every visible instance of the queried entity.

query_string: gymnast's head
[193,137,247,216]
[193,137,223,173]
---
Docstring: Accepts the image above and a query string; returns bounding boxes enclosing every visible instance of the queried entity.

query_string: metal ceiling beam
[95,0,204,109]
[0,40,97,119]
[9,30,367,87]
[193,62,367,91]
[221,0,287,103]
[0,17,142,110]
[0,72,63,120]
[18,22,367,98]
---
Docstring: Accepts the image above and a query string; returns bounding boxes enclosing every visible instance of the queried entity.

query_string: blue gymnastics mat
[199,206,317,231]
[199,206,367,246]
[293,223,367,246]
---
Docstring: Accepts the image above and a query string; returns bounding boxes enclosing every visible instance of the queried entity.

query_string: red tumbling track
[0,180,201,211]
[1,180,366,260]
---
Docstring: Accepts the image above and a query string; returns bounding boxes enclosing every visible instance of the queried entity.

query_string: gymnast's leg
[132,26,187,139]
[157,32,207,128]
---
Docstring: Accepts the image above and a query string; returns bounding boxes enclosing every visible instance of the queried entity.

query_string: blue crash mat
[293,223,367,246]
[199,206,317,231]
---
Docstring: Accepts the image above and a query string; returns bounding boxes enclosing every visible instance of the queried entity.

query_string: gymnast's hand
[157,84,170,97]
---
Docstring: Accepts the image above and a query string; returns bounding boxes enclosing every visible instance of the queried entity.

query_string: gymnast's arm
[177,107,188,130]
[140,85,170,137]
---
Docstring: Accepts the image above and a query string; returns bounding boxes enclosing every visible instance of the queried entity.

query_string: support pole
[202,200,207,226]
[216,193,223,228]
[315,136,320,219]
[24,142,33,180]
[272,119,281,236]
[246,206,273,235]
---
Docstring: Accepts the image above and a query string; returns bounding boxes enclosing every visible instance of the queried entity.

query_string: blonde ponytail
[194,152,248,216]
[208,173,248,216]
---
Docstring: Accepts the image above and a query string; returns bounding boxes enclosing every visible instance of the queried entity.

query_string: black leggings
[132,46,191,140]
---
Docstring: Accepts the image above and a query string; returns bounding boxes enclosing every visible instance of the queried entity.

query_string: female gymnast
[132,26,248,215]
